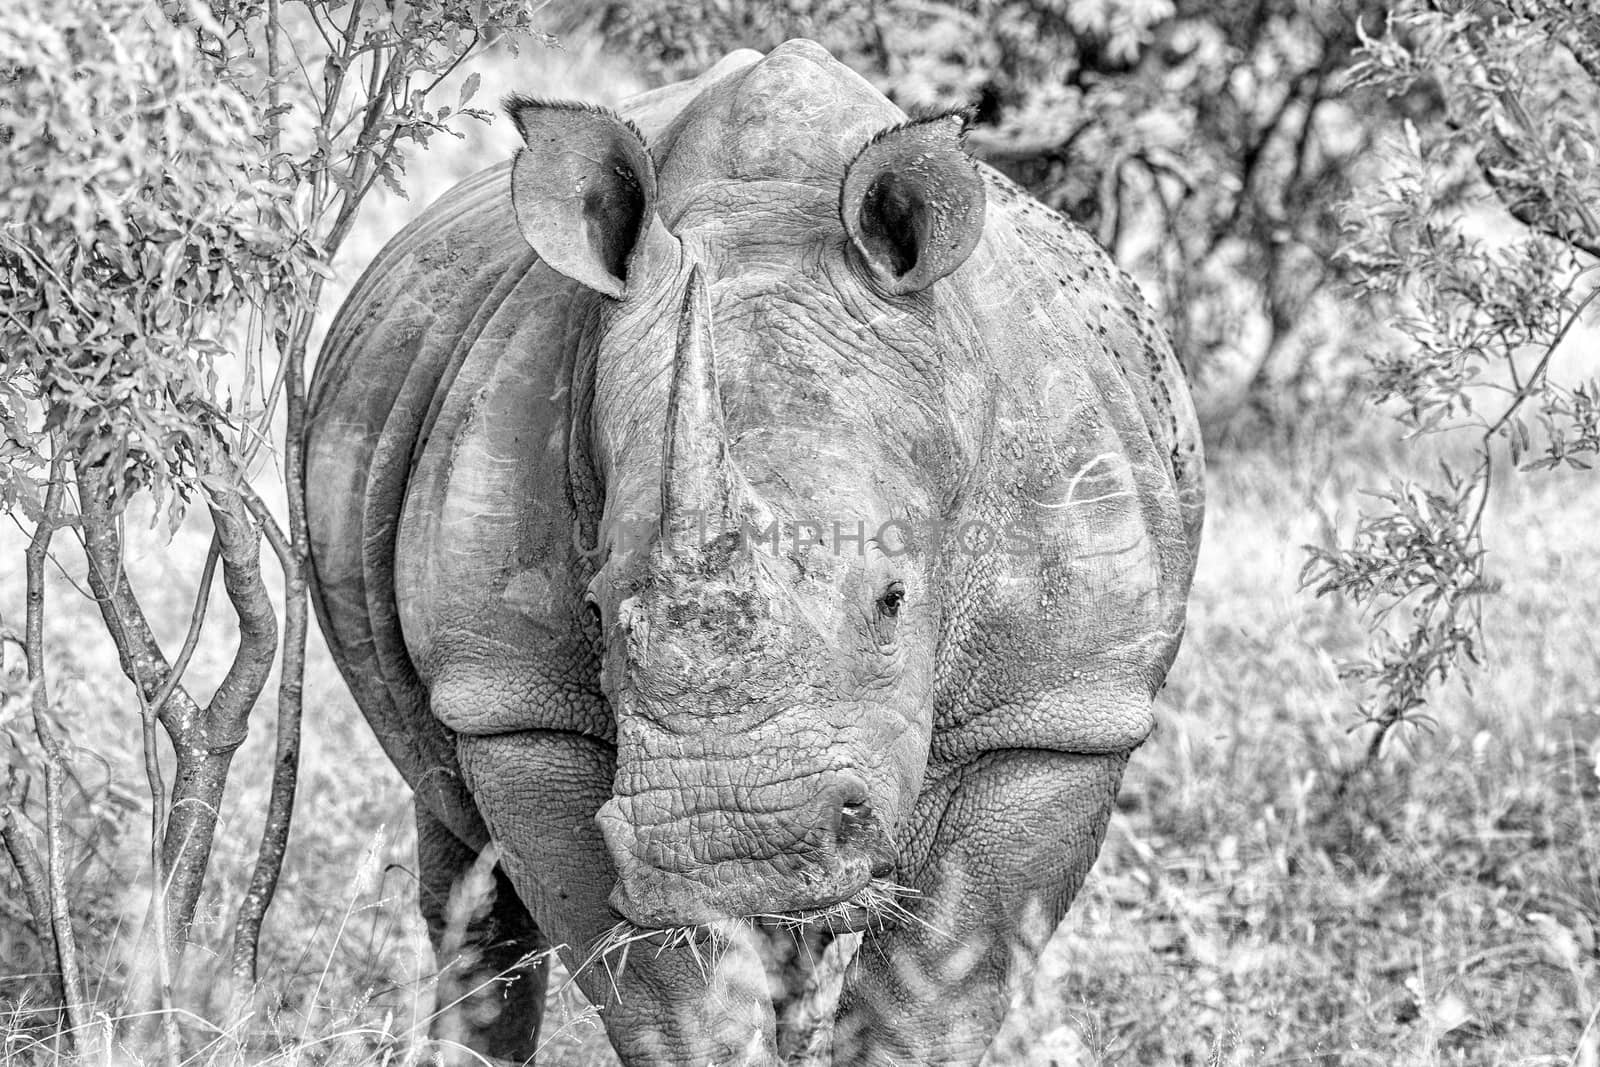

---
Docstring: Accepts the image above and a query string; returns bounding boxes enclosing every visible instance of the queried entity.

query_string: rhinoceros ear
[506,97,658,299]
[840,112,986,296]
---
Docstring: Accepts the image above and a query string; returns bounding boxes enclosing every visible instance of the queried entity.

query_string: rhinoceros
[306,39,1202,1066]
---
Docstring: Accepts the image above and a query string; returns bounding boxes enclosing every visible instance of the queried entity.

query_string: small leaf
[458,71,481,109]
[1428,991,1473,1035]
[1402,118,1422,159]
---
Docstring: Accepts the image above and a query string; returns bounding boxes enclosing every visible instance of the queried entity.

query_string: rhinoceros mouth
[579,879,934,982]
[747,878,927,936]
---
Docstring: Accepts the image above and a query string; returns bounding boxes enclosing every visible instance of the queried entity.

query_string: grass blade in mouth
[568,879,950,994]
[571,917,742,993]
[753,879,949,940]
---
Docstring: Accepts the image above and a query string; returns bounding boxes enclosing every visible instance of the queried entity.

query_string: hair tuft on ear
[503,96,647,149]
[873,107,974,144]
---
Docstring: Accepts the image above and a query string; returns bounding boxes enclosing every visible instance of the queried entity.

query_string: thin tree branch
[204,487,279,750]
[24,451,90,1047]
[1211,65,1317,256]
[1468,284,1600,537]
[1432,2,1600,259]
[0,804,53,954]
[1480,168,1600,260]
[128,623,182,1067]
[237,483,291,563]
[75,483,203,736]
[318,0,368,131]
[68,470,182,1059]
[233,0,307,993]
[146,536,221,723]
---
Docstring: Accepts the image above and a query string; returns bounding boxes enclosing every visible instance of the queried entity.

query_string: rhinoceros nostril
[838,801,871,842]
[810,774,873,844]
[832,783,874,845]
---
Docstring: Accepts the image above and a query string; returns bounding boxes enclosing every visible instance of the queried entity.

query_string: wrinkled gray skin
[306,41,1203,1066]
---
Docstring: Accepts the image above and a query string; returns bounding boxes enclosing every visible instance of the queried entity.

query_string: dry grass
[573,880,933,996]
[4,31,1600,1067]
[6,397,1595,1067]
[982,429,1600,1067]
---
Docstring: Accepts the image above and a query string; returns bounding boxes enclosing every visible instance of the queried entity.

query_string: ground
[3,36,1598,1067]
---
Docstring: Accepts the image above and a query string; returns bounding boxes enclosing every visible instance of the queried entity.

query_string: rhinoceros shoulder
[978,166,1205,559]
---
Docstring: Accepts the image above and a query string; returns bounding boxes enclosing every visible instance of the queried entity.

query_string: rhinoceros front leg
[414,799,548,1061]
[831,749,1127,1066]
[456,731,780,1066]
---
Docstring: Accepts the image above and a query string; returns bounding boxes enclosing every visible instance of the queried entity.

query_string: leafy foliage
[0,0,536,1048]
[1,0,531,522]
[0,0,287,522]
[1304,1,1600,756]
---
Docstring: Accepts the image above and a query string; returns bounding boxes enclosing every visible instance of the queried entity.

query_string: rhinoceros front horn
[659,266,734,543]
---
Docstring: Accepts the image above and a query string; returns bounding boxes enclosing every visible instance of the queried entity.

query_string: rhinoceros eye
[878,581,906,618]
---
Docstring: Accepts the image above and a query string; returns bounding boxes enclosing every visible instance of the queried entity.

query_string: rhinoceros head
[497,44,1189,931]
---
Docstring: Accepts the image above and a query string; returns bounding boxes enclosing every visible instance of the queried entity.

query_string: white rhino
[306,39,1203,1066]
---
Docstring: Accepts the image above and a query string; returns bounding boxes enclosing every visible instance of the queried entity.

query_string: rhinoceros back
[306,162,541,846]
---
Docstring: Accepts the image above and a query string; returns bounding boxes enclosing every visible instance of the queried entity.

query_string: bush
[1306,1,1600,757]
[0,0,531,1054]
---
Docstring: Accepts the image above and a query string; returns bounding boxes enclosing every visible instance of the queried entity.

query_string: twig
[128,632,182,1067]
[0,805,53,945]
[24,450,90,1047]
[147,536,221,721]
[236,483,290,562]
[1467,284,1600,540]
[317,0,367,131]
[232,0,307,986]
[1433,3,1600,260]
